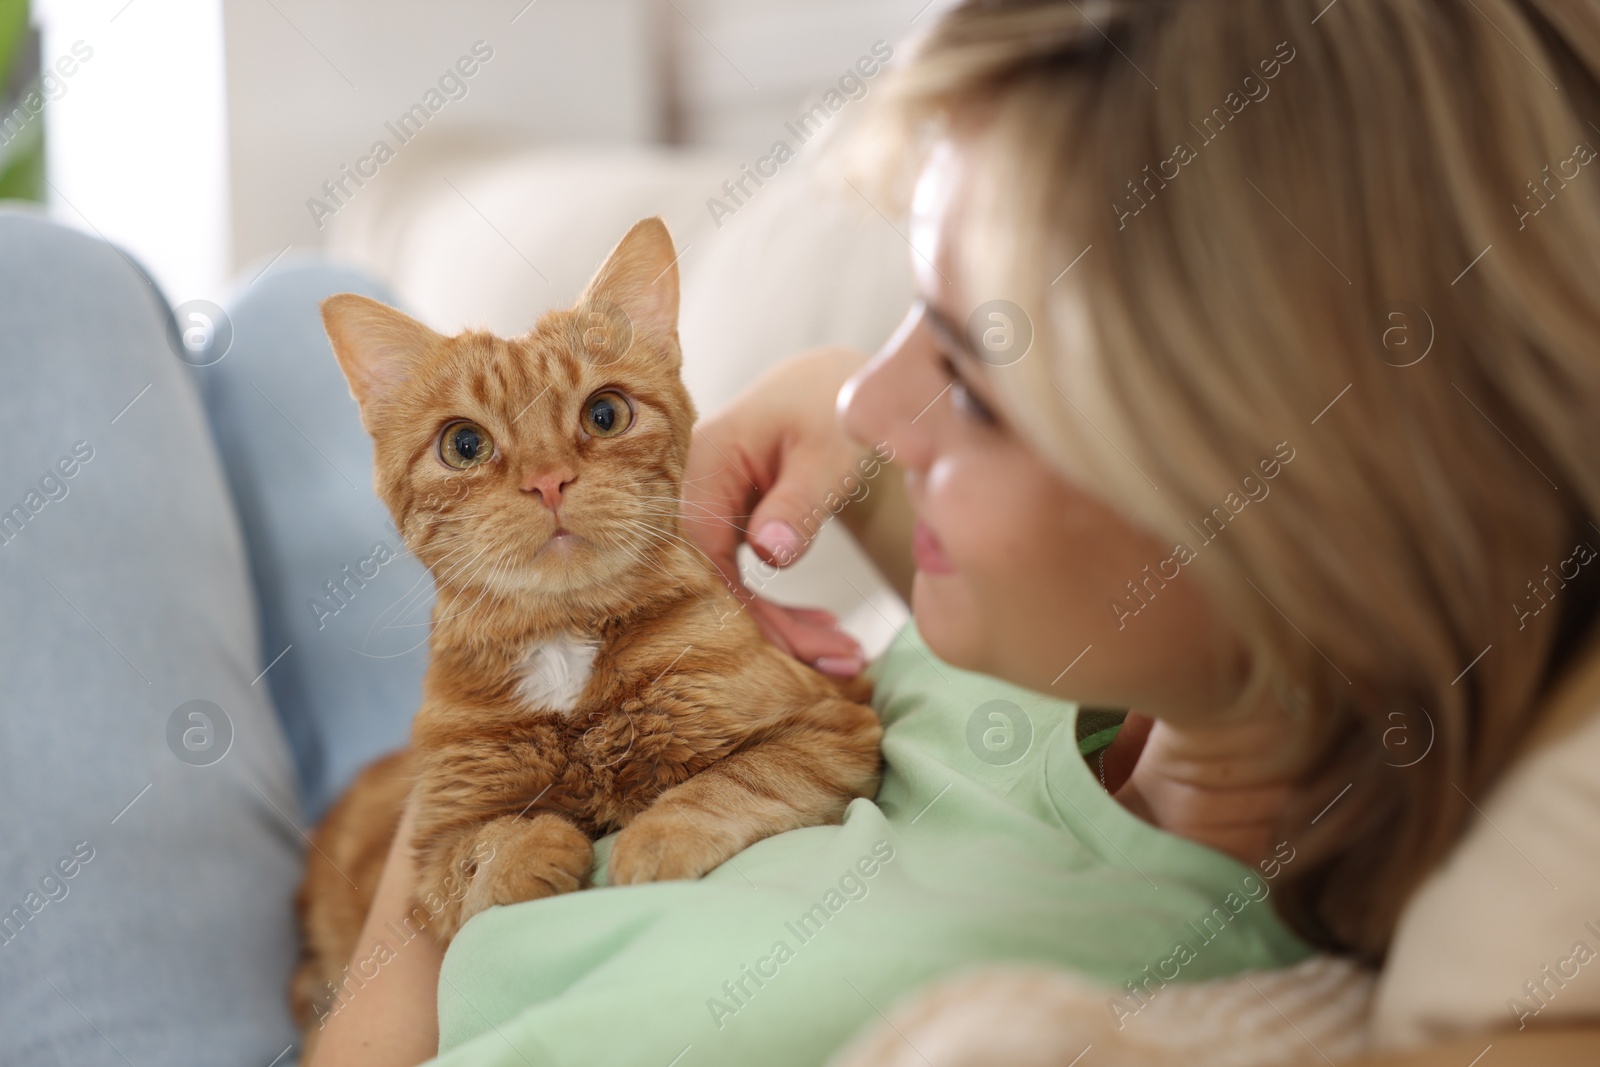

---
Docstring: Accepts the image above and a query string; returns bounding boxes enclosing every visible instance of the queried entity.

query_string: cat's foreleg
[455,813,593,926]
[609,695,882,884]
[410,708,591,940]
[415,810,594,941]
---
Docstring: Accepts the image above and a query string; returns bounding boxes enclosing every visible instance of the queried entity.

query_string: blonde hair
[856,0,1600,961]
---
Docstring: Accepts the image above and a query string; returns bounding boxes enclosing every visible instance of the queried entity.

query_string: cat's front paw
[450,814,593,932]
[609,808,736,885]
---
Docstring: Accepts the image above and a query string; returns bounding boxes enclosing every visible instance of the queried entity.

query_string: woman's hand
[683,346,890,677]
[305,788,444,1067]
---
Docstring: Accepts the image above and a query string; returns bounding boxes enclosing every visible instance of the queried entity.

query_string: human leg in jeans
[201,259,429,823]
[0,210,304,1065]
[0,211,425,1065]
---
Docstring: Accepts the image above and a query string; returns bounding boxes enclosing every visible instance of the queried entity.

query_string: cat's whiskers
[350,538,493,659]
[412,527,489,569]
[611,482,758,535]
[433,544,493,607]
[415,505,498,541]
[412,506,514,564]
[603,517,675,572]
[376,537,485,634]
[440,539,501,594]
[406,513,476,549]
[434,540,530,625]
[362,538,482,645]
[400,528,483,580]
[461,553,511,621]
[630,500,750,534]
[608,525,665,578]
[613,516,725,580]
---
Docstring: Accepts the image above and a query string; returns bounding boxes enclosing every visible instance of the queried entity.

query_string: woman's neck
[1106,696,1306,868]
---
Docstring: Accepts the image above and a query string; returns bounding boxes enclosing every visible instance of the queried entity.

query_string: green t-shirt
[427,625,1313,1066]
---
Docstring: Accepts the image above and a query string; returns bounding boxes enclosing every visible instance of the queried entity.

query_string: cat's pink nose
[520,469,576,510]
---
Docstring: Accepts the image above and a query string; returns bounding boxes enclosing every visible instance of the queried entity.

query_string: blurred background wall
[23,0,944,307]
[14,0,941,658]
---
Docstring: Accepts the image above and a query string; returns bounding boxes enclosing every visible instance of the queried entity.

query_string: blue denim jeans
[0,209,424,1066]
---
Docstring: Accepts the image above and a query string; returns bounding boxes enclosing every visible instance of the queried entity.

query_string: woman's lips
[912,519,955,575]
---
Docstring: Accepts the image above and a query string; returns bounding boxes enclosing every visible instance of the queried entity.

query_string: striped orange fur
[290,219,882,1044]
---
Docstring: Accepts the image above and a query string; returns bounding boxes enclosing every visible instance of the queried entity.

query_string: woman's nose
[839,303,941,472]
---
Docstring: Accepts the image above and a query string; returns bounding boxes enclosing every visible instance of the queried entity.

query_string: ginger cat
[291,218,883,1043]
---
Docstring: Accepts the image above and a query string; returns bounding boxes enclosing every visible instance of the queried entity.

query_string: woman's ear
[576,217,680,346]
[321,294,445,431]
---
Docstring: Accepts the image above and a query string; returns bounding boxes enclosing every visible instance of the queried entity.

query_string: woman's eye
[582,390,634,438]
[439,420,494,469]
[942,361,998,426]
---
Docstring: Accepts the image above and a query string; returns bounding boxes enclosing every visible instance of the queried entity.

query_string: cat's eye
[581,390,633,438]
[439,420,495,469]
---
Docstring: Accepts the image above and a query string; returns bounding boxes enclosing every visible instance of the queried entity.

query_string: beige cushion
[1372,645,1600,1050]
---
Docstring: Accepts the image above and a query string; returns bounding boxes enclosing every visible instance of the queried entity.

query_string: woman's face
[839,140,1247,722]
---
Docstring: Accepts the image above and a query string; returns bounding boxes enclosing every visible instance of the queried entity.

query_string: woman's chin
[910,574,985,675]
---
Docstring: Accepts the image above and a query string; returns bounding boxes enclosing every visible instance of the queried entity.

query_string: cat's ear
[321,294,444,427]
[577,217,680,343]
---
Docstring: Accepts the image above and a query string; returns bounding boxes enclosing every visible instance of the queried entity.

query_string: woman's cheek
[924,451,1030,568]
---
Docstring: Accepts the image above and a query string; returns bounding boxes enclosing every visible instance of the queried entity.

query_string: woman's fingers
[749,598,865,677]
[681,348,878,674]
[742,447,834,567]
[745,437,867,568]
[681,426,762,584]
[783,605,845,626]
[682,430,864,672]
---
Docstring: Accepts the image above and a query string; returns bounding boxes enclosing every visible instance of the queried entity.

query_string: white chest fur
[513,633,601,715]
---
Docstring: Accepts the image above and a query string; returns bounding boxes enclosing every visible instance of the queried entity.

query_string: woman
[309,1,1600,1064]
